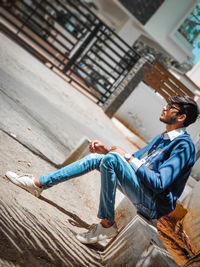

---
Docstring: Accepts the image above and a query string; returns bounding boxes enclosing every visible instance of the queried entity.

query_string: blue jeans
[40,153,157,220]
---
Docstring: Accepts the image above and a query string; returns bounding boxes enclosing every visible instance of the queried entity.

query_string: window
[174,2,200,64]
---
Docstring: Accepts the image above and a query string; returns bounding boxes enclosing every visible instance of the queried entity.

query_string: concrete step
[101,215,178,267]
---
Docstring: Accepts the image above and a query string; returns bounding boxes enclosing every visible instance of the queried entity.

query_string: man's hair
[168,95,200,127]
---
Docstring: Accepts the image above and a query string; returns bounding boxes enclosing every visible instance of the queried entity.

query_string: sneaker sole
[5,172,42,197]
[76,232,118,244]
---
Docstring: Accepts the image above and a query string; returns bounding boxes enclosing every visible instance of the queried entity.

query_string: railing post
[63,22,103,73]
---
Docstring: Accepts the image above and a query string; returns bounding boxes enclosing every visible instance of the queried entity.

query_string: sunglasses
[165,103,180,111]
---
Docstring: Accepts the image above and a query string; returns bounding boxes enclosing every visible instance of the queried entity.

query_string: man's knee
[100,152,122,168]
[87,153,104,160]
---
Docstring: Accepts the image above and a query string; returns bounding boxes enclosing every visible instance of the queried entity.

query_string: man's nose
[163,105,168,111]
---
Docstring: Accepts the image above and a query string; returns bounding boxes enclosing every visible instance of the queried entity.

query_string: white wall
[192,158,200,180]
[144,0,196,62]
[187,61,200,87]
[94,0,128,31]
[188,96,200,179]
[115,82,165,143]
[117,19,143,46]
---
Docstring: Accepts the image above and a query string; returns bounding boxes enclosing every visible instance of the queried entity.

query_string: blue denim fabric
[40,152,157,220]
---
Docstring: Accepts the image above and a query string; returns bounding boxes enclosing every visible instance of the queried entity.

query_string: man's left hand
[109,146,134,162]
[109,146,126,157]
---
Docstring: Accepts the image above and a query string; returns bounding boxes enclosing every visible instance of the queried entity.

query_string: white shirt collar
[162,128,186,141]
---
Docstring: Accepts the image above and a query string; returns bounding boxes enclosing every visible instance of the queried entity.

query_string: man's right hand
[89,140,109,154]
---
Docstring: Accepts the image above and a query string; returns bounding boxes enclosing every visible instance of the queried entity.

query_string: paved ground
[0,33,138,166]
[0,32,139,266]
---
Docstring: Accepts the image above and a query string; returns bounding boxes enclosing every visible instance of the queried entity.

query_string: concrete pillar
[195,138,200,161]
[103,55,154,118]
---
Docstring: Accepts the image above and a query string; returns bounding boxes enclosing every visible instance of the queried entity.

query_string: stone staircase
[101,215,178,267]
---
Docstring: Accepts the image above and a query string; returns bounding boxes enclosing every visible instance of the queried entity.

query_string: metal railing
[1,0,141,104]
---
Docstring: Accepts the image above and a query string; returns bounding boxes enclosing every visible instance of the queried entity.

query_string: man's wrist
[104,145,110,154]
[129,157,144,171]
[127,156,134,163]
[124,153,132,161]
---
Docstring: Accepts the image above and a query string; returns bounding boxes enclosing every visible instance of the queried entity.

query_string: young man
[6,95,199,244]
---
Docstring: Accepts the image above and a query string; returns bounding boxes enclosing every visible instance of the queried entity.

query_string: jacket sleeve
[134,142,195,193]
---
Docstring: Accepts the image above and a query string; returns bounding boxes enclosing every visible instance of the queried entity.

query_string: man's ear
[177,113,186,124]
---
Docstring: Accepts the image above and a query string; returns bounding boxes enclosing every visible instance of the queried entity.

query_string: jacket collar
[162,128,186,141]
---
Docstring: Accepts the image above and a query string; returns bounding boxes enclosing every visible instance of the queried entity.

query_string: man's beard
[159,115,178,125]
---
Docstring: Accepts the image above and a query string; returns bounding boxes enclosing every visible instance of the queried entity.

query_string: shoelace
[18,173,34,179]
[88,224,98,233]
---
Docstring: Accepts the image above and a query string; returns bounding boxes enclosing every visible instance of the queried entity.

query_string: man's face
[160,103,181,125]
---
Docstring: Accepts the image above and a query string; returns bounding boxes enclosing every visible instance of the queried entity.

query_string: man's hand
[89,141,134,162]
[109,146,126,157]
[109,146,134,162]
[89,140,109,154]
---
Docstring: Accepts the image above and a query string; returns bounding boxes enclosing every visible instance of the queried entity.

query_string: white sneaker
[76,223,118,244]
[5,171,43,197]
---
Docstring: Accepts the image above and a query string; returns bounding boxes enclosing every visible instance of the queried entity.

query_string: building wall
[144,0,197,62]
[117,19,142,46]
[114,0,197,63]
[187,61,200,87]
[115,82,165,143]
[93,0,198,66]
[94,0,128,31]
